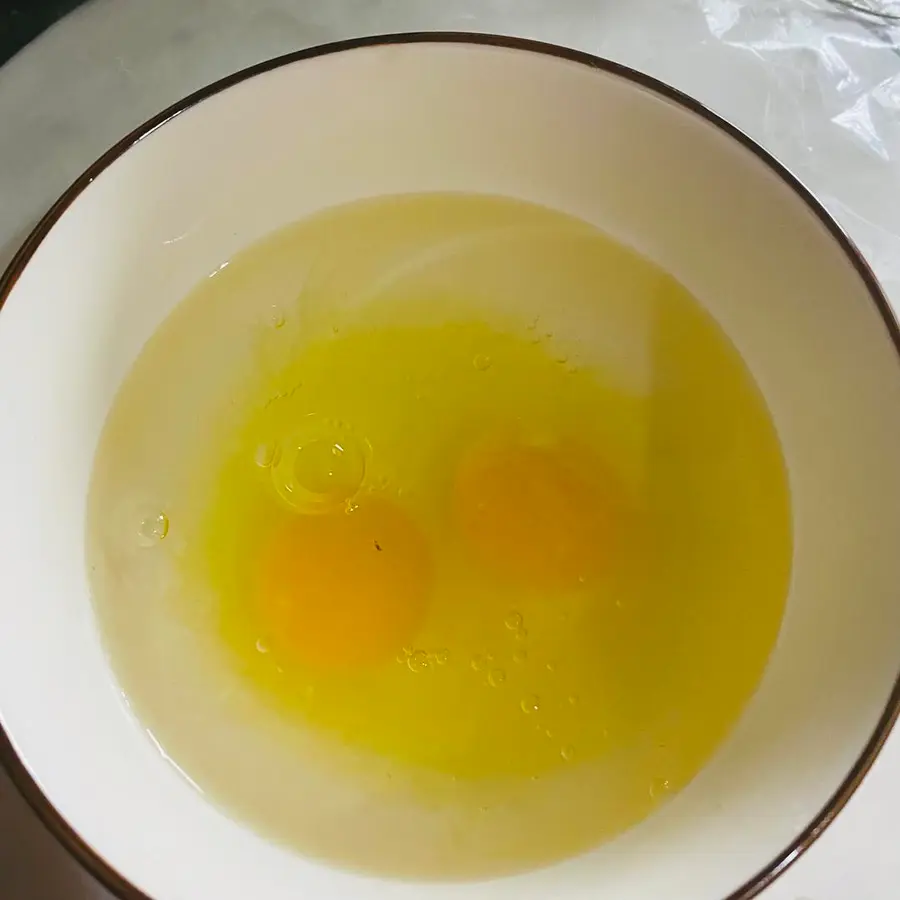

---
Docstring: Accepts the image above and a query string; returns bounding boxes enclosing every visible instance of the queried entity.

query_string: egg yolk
[453,440,614,590]
[255,498,431,669]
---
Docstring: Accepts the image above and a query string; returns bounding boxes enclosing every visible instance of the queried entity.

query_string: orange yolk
[255,498,431,669]
[453,440,614,590]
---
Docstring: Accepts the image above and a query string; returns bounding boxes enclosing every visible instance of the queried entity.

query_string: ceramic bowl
[1,33,899,900]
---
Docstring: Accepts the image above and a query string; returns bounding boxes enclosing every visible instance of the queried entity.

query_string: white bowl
[1,32,899,900]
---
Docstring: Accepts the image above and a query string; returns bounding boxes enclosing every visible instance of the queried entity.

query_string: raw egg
[255,498,430,669]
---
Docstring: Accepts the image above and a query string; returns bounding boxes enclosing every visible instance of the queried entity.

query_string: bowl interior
[1,36,899,900]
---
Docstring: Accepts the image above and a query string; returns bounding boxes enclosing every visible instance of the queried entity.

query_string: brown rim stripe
[1,31,899,900]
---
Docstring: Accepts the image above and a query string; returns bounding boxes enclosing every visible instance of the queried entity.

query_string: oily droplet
[488,668,506,687]
[521,695,541,714]
[471,654,487,672]
[473,354,492,371]
[138,512,169,546]
[560,745,575,762]
[432,649,449,666]
[255,638,269,654]
[545,660,557,673]
[407,650,430,673]
[396,646,413,664]
[269,306,286,329]
[504,611,523,631]
[513,649,528,665]
[567,694,579,707]
[515,627,529,642]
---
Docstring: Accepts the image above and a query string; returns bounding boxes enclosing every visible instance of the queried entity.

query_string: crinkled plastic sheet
[695,0,900,297]
[0,0,898,303]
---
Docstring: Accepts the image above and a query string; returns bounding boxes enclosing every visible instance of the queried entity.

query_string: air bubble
[407,650,430,673]
[255,638,269,654]
[271,415,367,512]
[513,649,528,665]
[432,649,449,666]
[520,695,541,714]
[649,777,671,799]
[567,694,579,707]
[504,611,523,631]
[546,661,557,673]
[138,512,169,546]
[254,443,279,469]
[515,628,529,642]
[471,654,486,672]
[560,745,575,763]
[488,668,506,687]
[473,354,492,371]
[269,306,285,329]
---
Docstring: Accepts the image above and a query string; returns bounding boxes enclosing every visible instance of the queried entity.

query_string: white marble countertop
[2,1,900,898]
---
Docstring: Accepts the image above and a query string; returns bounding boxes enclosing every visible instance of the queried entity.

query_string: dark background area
[1,0,89,67]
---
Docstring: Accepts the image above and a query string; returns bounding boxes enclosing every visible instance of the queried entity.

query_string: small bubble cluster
[397,647,450,672]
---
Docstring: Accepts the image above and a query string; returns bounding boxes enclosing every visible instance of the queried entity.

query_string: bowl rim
[1,29,899,900]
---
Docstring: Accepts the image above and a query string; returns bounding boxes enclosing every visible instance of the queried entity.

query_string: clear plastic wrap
[2,0,898,308]
[692,0,900,298]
